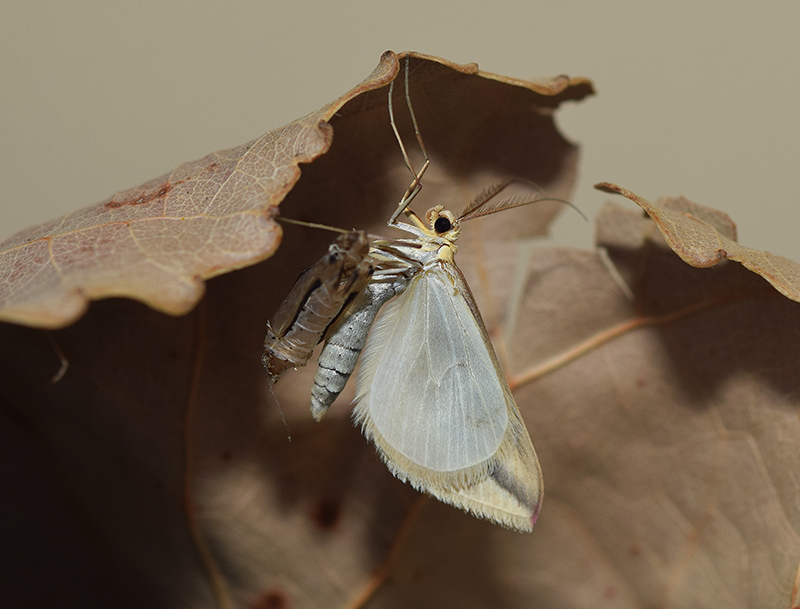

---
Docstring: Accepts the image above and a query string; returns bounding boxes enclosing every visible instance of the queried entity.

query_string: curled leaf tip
[594,182,623,194]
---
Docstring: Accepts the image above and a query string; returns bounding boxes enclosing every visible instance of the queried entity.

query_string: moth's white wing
[355,263,543,532]
[360,266,508,472]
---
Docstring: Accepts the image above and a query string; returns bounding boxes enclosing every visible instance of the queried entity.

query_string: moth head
[425,206,461,242]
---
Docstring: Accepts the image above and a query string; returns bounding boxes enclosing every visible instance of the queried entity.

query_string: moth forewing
[433,442,542,533]
[354,252,543,532]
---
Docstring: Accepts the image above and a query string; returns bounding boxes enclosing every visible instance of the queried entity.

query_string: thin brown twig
[183,304,235,609]
[344,495,429,609]
[791,557,800,609]
[509,294,738,391]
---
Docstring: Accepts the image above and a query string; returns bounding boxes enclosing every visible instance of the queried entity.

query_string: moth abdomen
[310,277,407,421]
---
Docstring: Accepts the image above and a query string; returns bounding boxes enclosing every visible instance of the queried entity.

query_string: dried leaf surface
[5,55,800,609]
[6,199,800,609]
[596,182,800,302]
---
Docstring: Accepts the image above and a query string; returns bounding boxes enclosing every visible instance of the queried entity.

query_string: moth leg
[387,56,430,225]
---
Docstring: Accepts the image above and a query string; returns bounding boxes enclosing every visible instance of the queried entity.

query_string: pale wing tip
[526,498,543,532]
[531,498,543,526]
[424,472,543,534]
[438,489,538,534]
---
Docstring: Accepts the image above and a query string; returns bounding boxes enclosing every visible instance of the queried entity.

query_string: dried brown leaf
[596,182,800,302]
[5,53,800,609]
[0,53,394,328]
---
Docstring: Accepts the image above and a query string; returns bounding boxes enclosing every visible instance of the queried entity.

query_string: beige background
[2,2,799,260]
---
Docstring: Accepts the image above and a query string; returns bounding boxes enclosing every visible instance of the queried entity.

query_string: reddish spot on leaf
[309,497,342,531]
[250,588,289,609]
[105,180,179,209]
[410,567,426,581]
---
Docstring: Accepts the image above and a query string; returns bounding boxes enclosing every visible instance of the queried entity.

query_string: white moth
[266,59,543,532]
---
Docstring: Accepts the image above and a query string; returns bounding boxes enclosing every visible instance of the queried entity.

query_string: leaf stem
[183,303,235,609]
[343,495,428,609]
[509,294,740,391]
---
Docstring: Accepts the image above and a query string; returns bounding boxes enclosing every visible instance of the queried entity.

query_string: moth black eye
[434,217,451,234]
